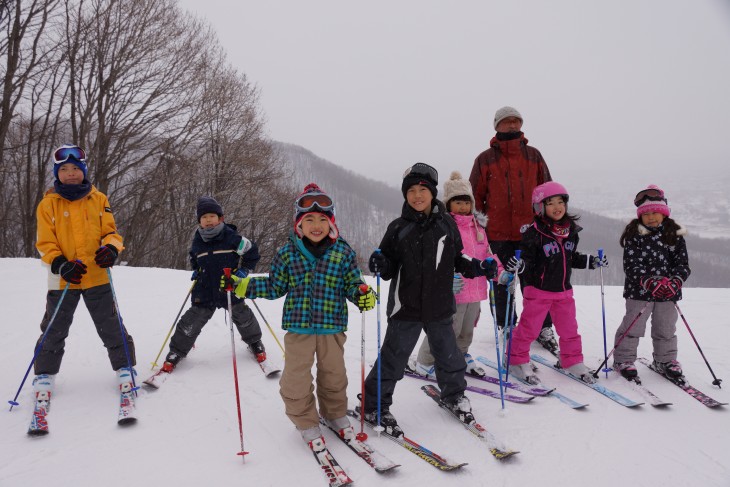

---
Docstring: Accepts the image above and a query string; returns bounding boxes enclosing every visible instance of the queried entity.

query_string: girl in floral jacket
[612,185,690,381]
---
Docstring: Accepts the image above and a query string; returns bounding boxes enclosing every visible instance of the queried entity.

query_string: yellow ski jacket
[36,186,124,290]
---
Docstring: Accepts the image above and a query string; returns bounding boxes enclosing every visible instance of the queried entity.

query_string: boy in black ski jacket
[361,163,496,435]
[161,196,266,372]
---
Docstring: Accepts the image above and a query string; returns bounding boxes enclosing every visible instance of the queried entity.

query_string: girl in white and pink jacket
[414,171,504,378]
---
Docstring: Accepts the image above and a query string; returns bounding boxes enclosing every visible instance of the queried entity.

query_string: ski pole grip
[358,283,370,294]
[515,250,521,260]
[223,267,233,291]
[598,248,604,260]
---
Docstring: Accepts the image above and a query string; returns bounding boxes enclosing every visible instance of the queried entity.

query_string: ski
[142,368,170,389]
[404,368,534,403]
[27,391,51,436]
[638,358,727,408]
[477,355,589,409]
[117,382,137,425]
[256,357,281,377]
[467,372,553,396]
[421,385,518,460]
[308,437,354,486]
[622,374,672,407]
[346,409,467,471]
[531,354,644,408]
[319,418,400,472]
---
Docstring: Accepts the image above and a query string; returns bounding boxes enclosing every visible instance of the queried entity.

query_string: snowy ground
[1,258,728,487]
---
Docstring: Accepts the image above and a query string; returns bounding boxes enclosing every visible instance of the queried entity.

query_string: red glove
[641,276,667,298]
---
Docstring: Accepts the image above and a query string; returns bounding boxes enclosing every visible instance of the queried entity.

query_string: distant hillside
[276,142,730,287]
[275,142,402,267]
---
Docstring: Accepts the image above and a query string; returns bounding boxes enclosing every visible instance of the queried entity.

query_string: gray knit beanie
[493,106,523,130]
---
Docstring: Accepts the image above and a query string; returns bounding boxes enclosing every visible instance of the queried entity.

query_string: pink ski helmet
[532,181,569,216]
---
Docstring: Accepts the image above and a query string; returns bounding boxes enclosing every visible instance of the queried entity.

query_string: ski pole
[488,278,506,410]
[224,268,249,459]
[597,249,610,378]
[150,280,196,370]
[106,268,138,394]
[592,301,650,378]
[374,249,384,436]
[8,282,71,411]
[356,283,370,441]
[674,302,723,388]
[250,299,285,358]
[504,250,521,382]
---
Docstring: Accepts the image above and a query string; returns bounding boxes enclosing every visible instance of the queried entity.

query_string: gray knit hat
[443,171,475,210]
[493,106,523,130]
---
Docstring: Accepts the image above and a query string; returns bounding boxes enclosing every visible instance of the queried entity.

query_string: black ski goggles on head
[634,188,665,207]
[53,145,86,164]
[403,163,438,185]
[295,192,334,213]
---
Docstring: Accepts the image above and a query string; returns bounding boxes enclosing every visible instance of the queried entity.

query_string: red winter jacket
[469,134,551,241]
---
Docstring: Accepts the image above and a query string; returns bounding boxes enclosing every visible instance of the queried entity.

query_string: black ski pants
[490,240,553,330]
[34,284,136,375]
[169,300,262,357]
[363,316,466,412]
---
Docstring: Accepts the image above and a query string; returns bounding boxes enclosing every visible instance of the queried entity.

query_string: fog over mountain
[277,142,730,288]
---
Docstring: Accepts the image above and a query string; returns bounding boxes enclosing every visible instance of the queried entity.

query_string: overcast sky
[179,0,730,194]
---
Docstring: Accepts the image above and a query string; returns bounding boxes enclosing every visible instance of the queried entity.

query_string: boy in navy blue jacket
[161,196,265,372]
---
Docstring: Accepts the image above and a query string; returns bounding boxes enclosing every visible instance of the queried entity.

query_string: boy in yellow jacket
[33,144,136,400]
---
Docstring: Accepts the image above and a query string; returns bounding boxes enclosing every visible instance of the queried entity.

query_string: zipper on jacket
[505,170,511,201]
[519,170,525,201]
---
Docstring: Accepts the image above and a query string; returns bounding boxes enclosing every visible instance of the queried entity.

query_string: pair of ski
[477,356,589,409]
[342,384,518,473]
[143,354,280,389]
[306,419,402,486]
[27,385,137,436]
[479,353,643,408]
[404,360,550,404]
[637,358,727,408]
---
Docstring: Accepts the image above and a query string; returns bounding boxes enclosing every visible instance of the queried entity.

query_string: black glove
[368,252,389,274]
[474,258,498,279]
[58,259,87,284]
[589,254,608,269]
[94,245,118,268]
[505,256,525,274]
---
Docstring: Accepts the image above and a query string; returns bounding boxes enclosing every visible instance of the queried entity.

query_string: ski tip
[27,429,49,437]
[118,417,138,426]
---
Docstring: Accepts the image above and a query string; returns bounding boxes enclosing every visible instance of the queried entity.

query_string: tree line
[0,0,292,268]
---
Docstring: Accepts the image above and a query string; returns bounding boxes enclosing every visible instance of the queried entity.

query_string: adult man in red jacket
[469,106,557,351]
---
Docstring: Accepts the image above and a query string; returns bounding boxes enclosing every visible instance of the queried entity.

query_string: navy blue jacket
[190,223,260,309]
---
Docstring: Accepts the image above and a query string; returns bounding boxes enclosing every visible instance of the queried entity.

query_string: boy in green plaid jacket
[226,184,375,452]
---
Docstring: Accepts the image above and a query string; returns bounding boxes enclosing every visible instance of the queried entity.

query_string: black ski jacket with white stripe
[377,200,478,323]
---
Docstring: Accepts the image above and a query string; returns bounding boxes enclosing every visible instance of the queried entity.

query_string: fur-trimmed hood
[638,222,687,236]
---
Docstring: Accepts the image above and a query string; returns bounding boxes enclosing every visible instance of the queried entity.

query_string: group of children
[30,143,691,449]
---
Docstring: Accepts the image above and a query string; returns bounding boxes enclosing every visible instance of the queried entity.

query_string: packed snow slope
[1,258,728,487]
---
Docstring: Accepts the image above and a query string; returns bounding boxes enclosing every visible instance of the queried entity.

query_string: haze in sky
[180,0,730,192]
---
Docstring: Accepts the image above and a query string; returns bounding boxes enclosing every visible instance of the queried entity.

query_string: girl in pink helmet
[504,181,607,384]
